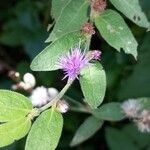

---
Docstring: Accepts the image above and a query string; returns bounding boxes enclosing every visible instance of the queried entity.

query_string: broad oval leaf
[109,0,150,29]
[46,0,89,42]
[51,0,70,20]
[79,62,106,109]
[70,116,103,146]
[25,108,63,150]
[95,9,138,59]
[92,102,125,121]
[31,31,83,71]
[0,117,31,148]
[0,90,32,122]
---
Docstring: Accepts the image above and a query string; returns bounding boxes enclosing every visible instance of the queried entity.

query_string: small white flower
[121,99,142,118]
[136,110,150,133]
[23,73,36,89]
[56,100,69,113]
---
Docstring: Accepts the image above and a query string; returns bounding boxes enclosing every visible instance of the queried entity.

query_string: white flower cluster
[121,99,150,133]
[11,72,69,113]
[30,86,58,107]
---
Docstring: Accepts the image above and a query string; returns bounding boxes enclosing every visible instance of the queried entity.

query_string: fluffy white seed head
[30,86,59,107]
[23,73,36,89]
[121,99,142,118]
[30,86,49,107]
[136,110,150,133]
[56,100,69,113]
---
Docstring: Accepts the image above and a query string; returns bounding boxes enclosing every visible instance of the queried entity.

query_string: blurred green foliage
[0,0,150,149]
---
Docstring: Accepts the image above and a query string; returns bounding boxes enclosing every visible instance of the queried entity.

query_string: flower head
[58,47,89,80]
[121,99,142,118]
[92,50,102,60]
[91,0,107,13]
[136,110,150,133]
[86,50,102,60]
[81,22,95,36]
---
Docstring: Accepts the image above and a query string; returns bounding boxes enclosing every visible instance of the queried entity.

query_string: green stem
[70,107,91,114]
[39,80,73,113]
[85,36,92,51]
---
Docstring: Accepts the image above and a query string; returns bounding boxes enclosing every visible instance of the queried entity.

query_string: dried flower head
[8,70,20,82]
[30,86,58,107]
[91,0,107,13]
[86,50,102,60]
[81,22,95,36]
[136,110,150,133]
[121,99,142,118]
[58,47,89,80]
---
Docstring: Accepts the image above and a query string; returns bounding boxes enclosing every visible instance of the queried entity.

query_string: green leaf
[25,108,63,150]
[46,0,89,42]
[70,116,103,146]
[123,124,150,149]
[0,117,31,148]
[80,62,106,109]
[109,0,150,29]
[0,90,32,122]
[105,127,139,150]
[31,31,83,71]
[92,102,125,121]
[51,0,70,20]
[117,34,150,100]
[95,9,138,59]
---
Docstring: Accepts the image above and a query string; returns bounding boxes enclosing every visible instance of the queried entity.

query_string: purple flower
[92,50,102,60]
[86,50,102,60]
[58,47,89,80]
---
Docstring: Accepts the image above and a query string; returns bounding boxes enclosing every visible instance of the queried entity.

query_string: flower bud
[56,100,69,113]
[91,0,107,14]
[81,22,95,37]
[86,50,102,60]
[48,88,59,101]
[8,70,20,81]
[23,73,36,89]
